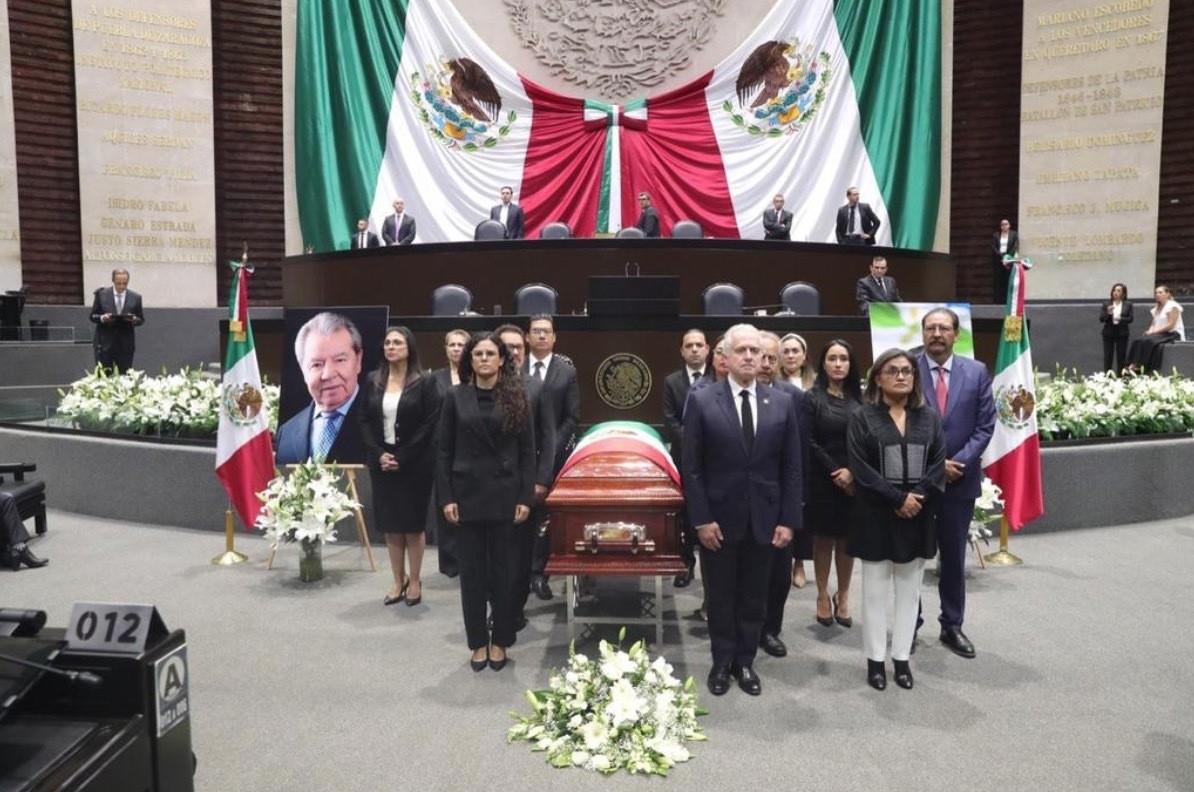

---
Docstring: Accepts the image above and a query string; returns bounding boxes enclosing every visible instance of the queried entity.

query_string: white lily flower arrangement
[57,365,280,438]
[254,461,359,547]
[1036,369,1194,440]
[970,477,1004,545]
[508,628,706,776]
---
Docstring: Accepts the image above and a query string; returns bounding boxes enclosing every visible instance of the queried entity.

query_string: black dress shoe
[832,593,852,628]
[732,664,761,696]
[707,665,732,696]
[673,569,693,588]
[470,650,488,672]
[404,585,422,607]
[759,633,788,658]
[9,546,47,570]
[867,659,887,691]
[383,582,409,606]
[893,659,914,689]
[489,649,508,671]
[531,576,554,601]
[939,628,976,658]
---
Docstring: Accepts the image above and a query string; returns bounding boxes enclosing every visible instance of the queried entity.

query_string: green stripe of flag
[835,0,941,250]
[223,267,256,370]
[296,0,410,252]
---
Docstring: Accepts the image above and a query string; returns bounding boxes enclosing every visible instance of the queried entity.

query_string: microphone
[0,608,47,637]
[0,652,105,687]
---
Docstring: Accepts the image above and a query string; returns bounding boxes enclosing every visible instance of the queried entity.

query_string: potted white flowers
[508,629,706,776]
[255,462,360,582]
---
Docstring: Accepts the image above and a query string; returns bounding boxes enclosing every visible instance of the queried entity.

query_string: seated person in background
[1,491,48,571]
[635,192,661,238]
[350,218,380,249]
[1125,285,1184,373]
[855,256,902,315]
[762,194,792,241]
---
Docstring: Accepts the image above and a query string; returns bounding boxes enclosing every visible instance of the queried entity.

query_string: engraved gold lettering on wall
[73,2,216,306]
[0,2,22,289]
[1019,0,1169,298]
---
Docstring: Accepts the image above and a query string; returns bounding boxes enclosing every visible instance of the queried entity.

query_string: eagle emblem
[595,353,653,410]
[223,382,264,426]
[994,384,1036,430]
[410,58,517,151]
[723,38,832,138]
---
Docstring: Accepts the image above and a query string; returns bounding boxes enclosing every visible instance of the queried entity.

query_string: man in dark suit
[1,491,48,571]
[635,192,661,237]
[918,307,995,659]
[662,329,712,587]
[489,186,525,240]
[756,331,810,659]
[762,193,792,240]
[991,218,1019,304]
[497,323,557,628]
[89,268,145,373]
[835,186,880,245]
[855,256,903,314]
[350,218,380,249]
[524,314,580,599]
[683,323,803,697]
[275,312,367,465]
[381,198,416,245]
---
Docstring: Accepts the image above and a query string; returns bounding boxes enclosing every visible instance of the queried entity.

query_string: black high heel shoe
[405,581,422,607]
[383,582,409,606]
[893,659,914,689]
[832,592,853,628]
[815,594,835,627]
[867,659,887,691]
[470,649,489,672]
[488,646,508,672]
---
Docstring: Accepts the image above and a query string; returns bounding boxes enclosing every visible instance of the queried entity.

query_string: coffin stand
[544,447,686,644]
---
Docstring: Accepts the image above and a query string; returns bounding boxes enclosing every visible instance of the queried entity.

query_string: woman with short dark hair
[848,348,946,691]
[358,326,442,607]
[437,332,535,672]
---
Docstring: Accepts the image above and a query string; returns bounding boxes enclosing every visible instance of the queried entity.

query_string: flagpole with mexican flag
[981,257,1044,549]
[215,257,276,532]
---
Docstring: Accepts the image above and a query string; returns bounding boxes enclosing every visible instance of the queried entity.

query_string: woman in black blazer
[437,332,535,672]
[358,327,442,608]
[1099,283,1133,373]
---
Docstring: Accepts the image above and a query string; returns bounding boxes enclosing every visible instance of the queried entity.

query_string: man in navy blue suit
[683,324,803,697]
[918,308,995,658]
[275,312,366,465]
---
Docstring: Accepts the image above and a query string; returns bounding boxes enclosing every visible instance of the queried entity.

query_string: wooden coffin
[544,440,686,577]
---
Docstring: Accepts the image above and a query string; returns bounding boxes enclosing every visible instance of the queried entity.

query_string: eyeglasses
[881,367,914,378]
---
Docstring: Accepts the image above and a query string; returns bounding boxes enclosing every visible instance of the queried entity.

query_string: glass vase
[298,538,324,583]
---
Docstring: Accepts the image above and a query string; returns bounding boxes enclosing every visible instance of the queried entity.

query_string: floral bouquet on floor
[255,461,359,581]
[508,629,707,776]
[970,477,1005,547]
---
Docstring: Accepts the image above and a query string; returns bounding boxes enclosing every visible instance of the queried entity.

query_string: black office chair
[671,219,702,239]
[779,281,822,315]
[514,283,559,316]
[702,283,745,315]
[615,227,646,239]
[431,284,473,316]
[474,219,507,241]
[539,222,572,239]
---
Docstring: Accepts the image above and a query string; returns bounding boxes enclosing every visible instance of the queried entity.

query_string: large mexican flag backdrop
[296,0,939,249]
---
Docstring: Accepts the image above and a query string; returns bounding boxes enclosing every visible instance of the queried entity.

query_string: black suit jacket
[523,374,558,488]
[89,287,144,356]
[835,202,880,244]
[991,230,1019,260]
[682,380,803,545]
[435,384,536,523]
[762,208,792,240]
[662,367,712,461]
[1099,301,1135,338]
[381,213,416,245]
[636,207,661,238]
[356,374,442,472]
[350,230,381,249]
[489,203,525,240]
[855,275,902,314]
[274,391,367,465]
[524,355,580,473]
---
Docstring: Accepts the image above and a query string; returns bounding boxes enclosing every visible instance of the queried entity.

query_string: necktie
[116,293,124,314]
[313,411,342,462]
[848,205,856,234]
[935,366,949,413]
[691,370,700,384]
[740,390,754,454]
[359,232,365,247]
[534,361,544,381]
[876,277,885,298]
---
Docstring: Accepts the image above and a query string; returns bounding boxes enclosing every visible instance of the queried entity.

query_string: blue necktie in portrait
[313,411,343,462]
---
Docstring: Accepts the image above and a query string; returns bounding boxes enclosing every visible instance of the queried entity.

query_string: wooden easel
[267,464,377,572]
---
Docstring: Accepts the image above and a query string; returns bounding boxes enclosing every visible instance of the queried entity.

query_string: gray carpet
[5,511,1194,792]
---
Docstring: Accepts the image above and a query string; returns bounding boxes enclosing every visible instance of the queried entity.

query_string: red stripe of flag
[217,431,276,530]
[984,433,1043,531]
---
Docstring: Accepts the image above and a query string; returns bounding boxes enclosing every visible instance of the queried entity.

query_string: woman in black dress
[1098,283,1133,373]
[437,333,535,672]
[847,348,946,692]
[804,339,862,627]
[359,326,442,607]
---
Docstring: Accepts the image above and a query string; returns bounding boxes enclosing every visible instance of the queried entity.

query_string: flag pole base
[982,549,1022,566]
[212,508,249,566]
